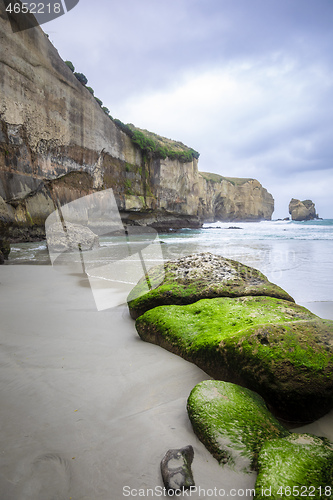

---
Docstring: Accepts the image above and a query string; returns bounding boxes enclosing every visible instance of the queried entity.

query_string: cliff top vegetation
[199,172,254,186]
[64,60,199,163]
[113,120,200,163]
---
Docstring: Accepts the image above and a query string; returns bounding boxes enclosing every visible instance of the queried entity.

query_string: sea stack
[288,199,318,221]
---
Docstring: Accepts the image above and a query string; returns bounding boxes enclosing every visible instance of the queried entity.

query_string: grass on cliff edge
[199,171,255,186]
[113,119,200,162]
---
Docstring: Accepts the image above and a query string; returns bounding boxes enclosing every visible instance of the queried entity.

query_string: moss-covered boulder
[127,253,294,319]
[136,296,333,421]
[255,433,333,499]
[187,380,289,472]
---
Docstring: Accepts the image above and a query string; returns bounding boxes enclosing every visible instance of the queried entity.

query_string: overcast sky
[45,0,333,219]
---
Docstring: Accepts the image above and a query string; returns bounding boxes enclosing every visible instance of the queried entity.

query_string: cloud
[115,53,333,168]
[46,0,333,217]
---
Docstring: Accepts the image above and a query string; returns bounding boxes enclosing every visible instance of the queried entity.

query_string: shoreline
[0,265,257,499]
[1,264,332,498]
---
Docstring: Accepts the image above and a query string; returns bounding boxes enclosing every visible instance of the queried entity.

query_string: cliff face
[0,4,274,238]
[198,174,274,222]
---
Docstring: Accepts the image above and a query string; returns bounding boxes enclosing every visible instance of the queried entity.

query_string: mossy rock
[255,433,333,499]
[136,296,333,421]
[127,253,294,319]
[187,380,289,472]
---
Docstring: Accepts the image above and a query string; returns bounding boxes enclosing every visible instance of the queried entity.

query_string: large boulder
[255,433,333,499]
[187,380,288,472]
[127,253,294,319]
[289,198,318,221]
[46,221,99,253]
[136,296,333,421]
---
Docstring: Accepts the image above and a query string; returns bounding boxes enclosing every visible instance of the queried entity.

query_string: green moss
[187,380,289,472]
[124,179,134,195]
[255,433,333,499]
[26,210,33,225]
[127,253,294,319]
[136,296,333,421]
[112,120,199,162]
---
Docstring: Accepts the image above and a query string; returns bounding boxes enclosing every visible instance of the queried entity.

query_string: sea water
[160,219,333,315]
[8,219,333,315]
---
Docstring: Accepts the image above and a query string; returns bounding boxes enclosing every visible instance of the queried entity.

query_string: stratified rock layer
[136,295,333,421]
[187,380,289,472]
[255,433,333,499]
[127,253,294,319]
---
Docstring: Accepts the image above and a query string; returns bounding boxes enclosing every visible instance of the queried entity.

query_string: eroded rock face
[255,434,333,499]
[289,198,318,221]
[0,3,274,238]
[136,295,333,422]
[127,253,294,319]
[199,176,274,222]
[187,380,288,472]
[160,446,195,492]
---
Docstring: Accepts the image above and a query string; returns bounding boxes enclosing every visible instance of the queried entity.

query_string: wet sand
[0,266,257,500]
[0,266,332,499]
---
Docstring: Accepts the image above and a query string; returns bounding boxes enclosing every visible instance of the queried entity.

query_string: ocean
[8,219,333,316]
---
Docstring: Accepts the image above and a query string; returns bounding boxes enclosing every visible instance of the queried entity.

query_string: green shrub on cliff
[74,72,88,86]
[65,61,199,163]
[65,60,75,72]
[113,119,133,136]
[110,119,199,162]
[129,128,199,163]
[131,130,156,154]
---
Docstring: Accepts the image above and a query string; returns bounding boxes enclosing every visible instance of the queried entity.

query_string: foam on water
[7,220,333,305]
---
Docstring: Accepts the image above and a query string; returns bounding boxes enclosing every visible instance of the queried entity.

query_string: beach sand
[0,265,259,500]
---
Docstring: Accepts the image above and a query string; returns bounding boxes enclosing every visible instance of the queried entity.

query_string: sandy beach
[0,265,262,500]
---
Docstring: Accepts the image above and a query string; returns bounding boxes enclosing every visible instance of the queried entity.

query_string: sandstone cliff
[289,199,318,221]
[0,4,274,239]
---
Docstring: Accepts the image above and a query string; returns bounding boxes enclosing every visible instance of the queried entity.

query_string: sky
[44,0,333,219]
